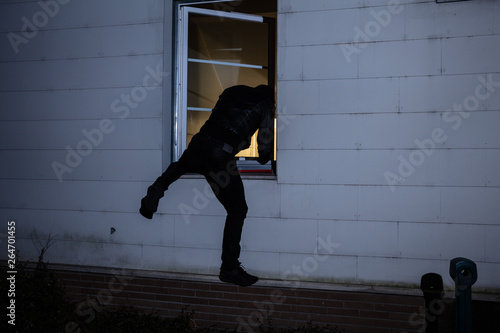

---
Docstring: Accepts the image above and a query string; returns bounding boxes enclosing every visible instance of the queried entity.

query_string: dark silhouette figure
[140,85,275,286]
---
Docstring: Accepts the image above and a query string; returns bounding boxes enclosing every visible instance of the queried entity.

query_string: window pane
[187,62,268,109]
[188,14,269,67]
[178,7,275,163]
[187,110,210,146]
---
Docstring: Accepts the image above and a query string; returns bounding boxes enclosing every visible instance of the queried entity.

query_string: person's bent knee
[228,202,248,220]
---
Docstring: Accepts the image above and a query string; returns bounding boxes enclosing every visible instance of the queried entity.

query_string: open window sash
[174,5,275,173]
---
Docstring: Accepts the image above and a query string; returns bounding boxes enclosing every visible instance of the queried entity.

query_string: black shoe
[139,184,164,219]
[219,265,258,287]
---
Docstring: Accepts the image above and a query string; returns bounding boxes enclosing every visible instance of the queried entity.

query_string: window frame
[172,0,276,174]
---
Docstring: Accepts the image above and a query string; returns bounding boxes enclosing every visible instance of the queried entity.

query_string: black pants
[155,131,248,270]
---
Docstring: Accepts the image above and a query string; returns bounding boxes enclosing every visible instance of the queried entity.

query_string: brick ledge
[22,261,500,302]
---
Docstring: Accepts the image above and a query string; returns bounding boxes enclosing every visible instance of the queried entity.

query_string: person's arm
[257,104,275,165]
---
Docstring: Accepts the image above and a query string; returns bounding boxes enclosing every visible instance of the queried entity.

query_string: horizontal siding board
[47,239,145,268]
[173,214,225,250]
[294,149,499,187]
[486,149,500,186]
[349,185,500,225]
[357,186,441,223]
[2,238,144,268]
[440,187,500,224]
[239,250,281,278]
[279,252,357,282]
[0,118,162,150]
[356,257,447,287]
[318,77,400,114]
[0,0,163,32]
[0,87,163,121]
[277,45,303,81]
[404,1,495,40]
[476,262,500,288]
[439,149,487,187]
[2,208,174,247]
[484,225,500,263]
[318,150,361,186]
[278,149,319,184]
[317,220,399,258]
[442,35,500,75]
[301,115,357,149]
[277,80,319,115]
[1,179,143,212]
[279,112,500,151]
[303,44,358,80]
[276,114,302,150]
[400,74,500,113]
[280,184,358,220]
[399,222,486,261]
[279,0,361,13]
[0,23,163,62]
[141,245,177,271]
[244,178,281,218]
[169,247,222,274]
[358,39,442,78]
[281,73,500,116]
[396,112,444,149]
[319,150,393,186]
[0,54,164,91]
[282,9,380,47]
[442,111,500,149]
[278,77,400,116]
[0,149,163,181]
[243,218,318,254]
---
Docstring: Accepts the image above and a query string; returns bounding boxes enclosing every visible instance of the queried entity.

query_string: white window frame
[173,4,273,170]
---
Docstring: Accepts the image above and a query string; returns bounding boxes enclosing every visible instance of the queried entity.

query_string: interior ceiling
[193,0,277,17]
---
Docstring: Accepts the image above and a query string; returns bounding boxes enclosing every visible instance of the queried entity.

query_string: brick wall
[55,266,427,333]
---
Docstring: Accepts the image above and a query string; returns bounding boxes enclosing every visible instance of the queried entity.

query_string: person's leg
[208,167,247,270]
[205,160,258,286]
[140,149,198,219]
[139,161,184,219]
[140,131,217,219]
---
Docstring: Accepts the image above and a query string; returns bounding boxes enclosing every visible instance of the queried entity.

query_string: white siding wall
[1,0,499,292]
[276,0,500,290]
[0,0,168,267]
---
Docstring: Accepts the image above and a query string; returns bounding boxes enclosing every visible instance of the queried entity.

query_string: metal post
[449,257,477,333]
[420,273,444,333]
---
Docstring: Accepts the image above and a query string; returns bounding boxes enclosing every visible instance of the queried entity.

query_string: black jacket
[200,85,275,164]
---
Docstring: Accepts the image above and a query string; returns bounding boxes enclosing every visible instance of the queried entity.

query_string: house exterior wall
[274,0,500,292]
[0,0,171,267]
[1,0,499,294]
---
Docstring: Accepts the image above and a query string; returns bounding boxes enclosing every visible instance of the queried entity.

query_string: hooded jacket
[200,85,275,165]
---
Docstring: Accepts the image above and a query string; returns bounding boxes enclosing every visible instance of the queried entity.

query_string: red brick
[344,300,376,310]
[51,266,434,333]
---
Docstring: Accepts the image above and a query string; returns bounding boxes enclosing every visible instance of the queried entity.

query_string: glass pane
[188,14,269,67]
[187,110,211,146]
[185,10,273,160]
[187,62,268,109]
[236,130,258,158]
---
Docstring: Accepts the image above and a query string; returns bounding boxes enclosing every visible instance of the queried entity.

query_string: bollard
[449,257,477,333]
[420,273,444,333]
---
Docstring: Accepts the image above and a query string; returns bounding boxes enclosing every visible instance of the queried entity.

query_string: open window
[173,0,277,173]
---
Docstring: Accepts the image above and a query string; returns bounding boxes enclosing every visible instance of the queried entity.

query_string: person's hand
[257,154,270,165]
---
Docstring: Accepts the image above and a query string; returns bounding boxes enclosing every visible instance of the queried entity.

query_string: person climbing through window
[140,85,275,287]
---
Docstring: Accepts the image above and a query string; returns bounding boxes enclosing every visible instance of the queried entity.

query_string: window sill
[180,159,276,180]
[181,172,276,180]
